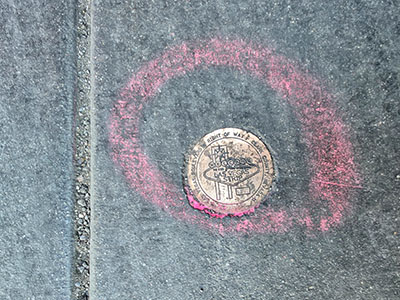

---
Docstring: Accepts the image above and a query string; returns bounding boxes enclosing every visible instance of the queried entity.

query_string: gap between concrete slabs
[73,0,92,299]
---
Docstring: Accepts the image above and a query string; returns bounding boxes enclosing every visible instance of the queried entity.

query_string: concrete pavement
[90,0,399,299]
[0,1,76,299]
[0,0,399,299]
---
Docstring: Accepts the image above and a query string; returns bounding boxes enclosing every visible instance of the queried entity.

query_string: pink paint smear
[109,38,361,235]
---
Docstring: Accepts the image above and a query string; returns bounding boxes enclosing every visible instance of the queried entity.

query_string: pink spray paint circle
[109,38,361,234]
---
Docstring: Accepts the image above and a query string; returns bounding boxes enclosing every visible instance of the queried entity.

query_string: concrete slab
[91,1,399,299]
[0,1,76,299]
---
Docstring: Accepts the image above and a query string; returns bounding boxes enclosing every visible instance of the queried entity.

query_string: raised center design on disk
[186,128,274,215]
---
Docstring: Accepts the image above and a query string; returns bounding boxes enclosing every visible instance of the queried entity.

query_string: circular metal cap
[186,128,274,215]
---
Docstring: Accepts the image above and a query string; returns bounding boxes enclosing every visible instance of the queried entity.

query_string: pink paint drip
[109,38,361,235]
[185,187,257,219]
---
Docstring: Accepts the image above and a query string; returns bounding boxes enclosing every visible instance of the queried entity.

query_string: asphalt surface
[0,1,76,299]
[91,0,399,299]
